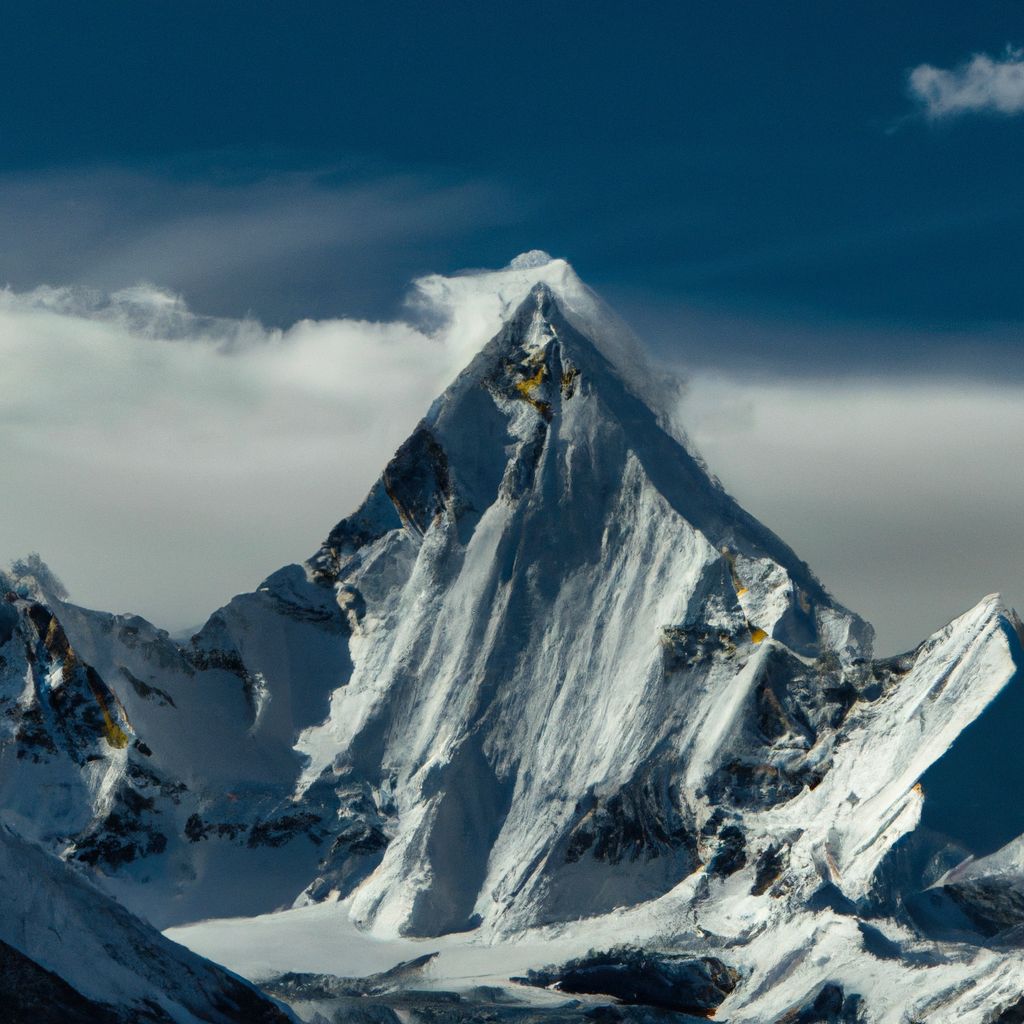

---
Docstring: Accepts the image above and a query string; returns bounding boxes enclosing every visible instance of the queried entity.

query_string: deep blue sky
[2,2,1022,375]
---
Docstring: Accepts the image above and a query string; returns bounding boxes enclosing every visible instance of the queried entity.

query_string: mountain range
[3,254,1024,1022]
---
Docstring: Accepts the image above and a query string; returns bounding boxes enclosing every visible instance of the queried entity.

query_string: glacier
[2,253,1024,1021]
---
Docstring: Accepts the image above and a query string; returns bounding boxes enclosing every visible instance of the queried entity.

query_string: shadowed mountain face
[0,939,121,1024]
[918,637,1024,858]
[0,824,292,1024]
[3,260,1024,1020]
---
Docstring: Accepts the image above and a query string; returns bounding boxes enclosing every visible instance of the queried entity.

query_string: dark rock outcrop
[515,947,738,1016]
[776,982,865,1023]
[0,938,135,1024]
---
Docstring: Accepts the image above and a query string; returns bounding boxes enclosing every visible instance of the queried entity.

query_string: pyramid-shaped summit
[4,261,1024,1021]
[291,281,880,936]
[316,282,867,657]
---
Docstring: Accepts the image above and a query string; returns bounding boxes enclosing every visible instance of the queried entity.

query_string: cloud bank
[0,274,501,631]
[909,47,1024,119]
[1,267,1021,655]
[681,377,1024,655]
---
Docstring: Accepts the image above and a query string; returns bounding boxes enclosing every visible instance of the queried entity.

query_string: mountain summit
[3,258,1024,1020]
[298,279,874,938]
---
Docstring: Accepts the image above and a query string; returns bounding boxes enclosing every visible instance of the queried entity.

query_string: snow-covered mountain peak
[412,254,668,422]
[521,285,560,353]
[313,282,869,659]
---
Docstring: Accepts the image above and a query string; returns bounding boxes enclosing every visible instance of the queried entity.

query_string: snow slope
[296,280,874,938]
[167,593,1024,1022]
[0,821,293,1023]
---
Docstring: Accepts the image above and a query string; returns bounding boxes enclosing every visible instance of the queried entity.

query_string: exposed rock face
[516,948,738,1016]
[0,579,344,926]
[776,983,865,1024]
[266,952,441,1002]
[991,996,1024,1024]
[0,593,173,875]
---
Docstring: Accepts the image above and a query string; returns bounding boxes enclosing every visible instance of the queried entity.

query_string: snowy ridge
[170,594,1024,1021]
[0,821,293,1023]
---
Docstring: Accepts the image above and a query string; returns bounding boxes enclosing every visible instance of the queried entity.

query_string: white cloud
[908,47,1024,119]
[0,166,517,324]
[0,274,511,629]
[681,376,1024,655]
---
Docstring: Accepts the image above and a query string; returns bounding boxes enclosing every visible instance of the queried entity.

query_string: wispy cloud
[908,46,1024,120]
[0,166,518,325]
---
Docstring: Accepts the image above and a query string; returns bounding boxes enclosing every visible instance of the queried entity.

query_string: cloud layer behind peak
[0,272,508,631]
[1,268,1022,655]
